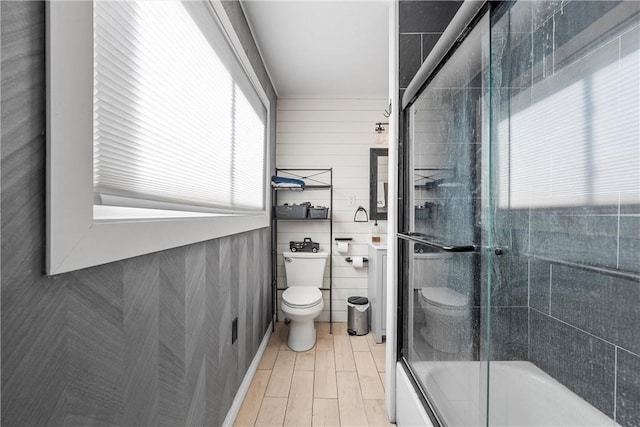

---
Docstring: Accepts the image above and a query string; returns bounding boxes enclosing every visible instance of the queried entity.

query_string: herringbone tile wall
[1,2,274,425]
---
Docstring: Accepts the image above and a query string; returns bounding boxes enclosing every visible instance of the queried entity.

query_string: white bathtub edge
[396,362,435,427]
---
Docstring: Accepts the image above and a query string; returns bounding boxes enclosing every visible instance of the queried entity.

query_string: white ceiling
[241,0,390,99]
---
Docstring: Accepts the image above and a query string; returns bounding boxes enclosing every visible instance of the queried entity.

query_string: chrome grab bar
[398,232,477,253]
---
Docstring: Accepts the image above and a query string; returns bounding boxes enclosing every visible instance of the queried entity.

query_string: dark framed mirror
[369,148,388,220]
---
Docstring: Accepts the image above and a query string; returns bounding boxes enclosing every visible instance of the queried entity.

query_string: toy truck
[289,237,319,253]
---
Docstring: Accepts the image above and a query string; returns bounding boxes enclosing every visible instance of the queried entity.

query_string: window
[46,1,270,274]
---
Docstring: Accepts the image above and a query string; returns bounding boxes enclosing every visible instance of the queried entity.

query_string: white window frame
[46,1,271,275]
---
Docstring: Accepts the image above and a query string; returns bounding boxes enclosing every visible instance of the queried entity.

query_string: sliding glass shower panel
[488,1,640,425]
[401,0,640,425]
[400,11,490,426]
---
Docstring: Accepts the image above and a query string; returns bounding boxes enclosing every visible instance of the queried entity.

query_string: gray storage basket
[274,204,308,219]
[308,207,328,219]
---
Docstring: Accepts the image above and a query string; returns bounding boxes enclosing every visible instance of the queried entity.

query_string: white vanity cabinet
[368,243,387,343]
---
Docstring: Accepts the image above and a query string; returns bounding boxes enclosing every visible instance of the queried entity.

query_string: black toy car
[290,237,319,253]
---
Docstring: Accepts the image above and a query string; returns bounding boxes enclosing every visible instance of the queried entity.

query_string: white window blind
[93,1,266,214]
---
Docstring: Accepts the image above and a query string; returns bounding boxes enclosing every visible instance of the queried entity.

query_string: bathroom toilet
[281,251,328,352]
[419,287,470,354]
[414,251,471,355]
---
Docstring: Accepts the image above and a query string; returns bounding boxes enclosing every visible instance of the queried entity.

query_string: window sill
[49,210,268,275]
[46,1,271,275]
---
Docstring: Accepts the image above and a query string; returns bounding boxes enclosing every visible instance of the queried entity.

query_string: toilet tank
[283,251,328,287]
[413,250,452,287]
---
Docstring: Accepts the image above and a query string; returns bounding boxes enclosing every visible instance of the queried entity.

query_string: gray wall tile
[529,208,619,269]
[529,260,550,314]
[399,1,462,33]
[619,215,640,272]
[399,33,422,89]
[550,265,640,355]
[489,307,528,361]
[421,33,441,62]
[617,349,640,427]
[398,0,462,91]
[490,254,528,307]
[553,1,621,50]
[529,310,616,417]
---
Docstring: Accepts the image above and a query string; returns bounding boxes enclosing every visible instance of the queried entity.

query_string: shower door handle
[399,233,477,253]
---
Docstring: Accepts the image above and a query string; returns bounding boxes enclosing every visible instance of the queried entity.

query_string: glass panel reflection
[488,1,639,425]
[401,10,489,426]
[402,238,483,426]
[401,1,640,425]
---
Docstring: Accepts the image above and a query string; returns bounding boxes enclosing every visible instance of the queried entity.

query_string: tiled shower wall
[399,1,640,425]
[398,0,463,99]
[1,1,275,425]
[493,1,640,425]
[505,208,640,425]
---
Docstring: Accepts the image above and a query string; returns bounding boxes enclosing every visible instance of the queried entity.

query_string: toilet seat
[420,287,467,309]
[282,287,323,309]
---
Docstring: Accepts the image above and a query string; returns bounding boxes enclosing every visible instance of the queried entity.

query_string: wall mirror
[370,148,389,220]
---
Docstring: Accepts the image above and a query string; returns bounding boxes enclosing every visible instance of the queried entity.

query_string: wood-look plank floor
[234,322,394,427]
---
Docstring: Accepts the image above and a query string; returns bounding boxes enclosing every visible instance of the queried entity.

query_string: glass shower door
[486,1,640,425]
[399,10,491,426]
[401,1,640,425]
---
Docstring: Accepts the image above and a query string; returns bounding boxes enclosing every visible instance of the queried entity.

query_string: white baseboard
[222,321,273,427]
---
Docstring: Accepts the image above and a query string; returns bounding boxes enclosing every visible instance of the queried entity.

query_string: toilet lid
[282,287,323,308]
[420,287,467,308]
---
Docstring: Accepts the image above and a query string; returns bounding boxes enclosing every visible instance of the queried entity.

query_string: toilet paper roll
[352,256,365,268]
[336,241,349,254]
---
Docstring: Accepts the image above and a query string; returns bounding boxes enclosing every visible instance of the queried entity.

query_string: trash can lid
[348,296,369,305]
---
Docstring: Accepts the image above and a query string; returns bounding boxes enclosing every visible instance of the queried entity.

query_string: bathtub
[408,361,618,426]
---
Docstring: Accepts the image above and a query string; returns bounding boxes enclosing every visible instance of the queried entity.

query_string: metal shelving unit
[271,168,333,333]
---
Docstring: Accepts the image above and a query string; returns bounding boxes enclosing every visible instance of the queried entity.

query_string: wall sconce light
[374,122,389,144]
[374,122,388,133]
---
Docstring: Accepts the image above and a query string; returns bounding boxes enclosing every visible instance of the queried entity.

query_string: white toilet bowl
[281,250,328,351]
[281,286,324,351]
[419,287,470,355]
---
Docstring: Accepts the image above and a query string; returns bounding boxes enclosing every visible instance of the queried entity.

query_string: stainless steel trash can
[347,296,369,335]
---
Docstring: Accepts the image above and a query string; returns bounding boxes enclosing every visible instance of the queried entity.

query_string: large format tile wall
[508,3,640,424]
[508,203,640,426]
[1,1,275,425]
[398,1,463,99]
[398,1,640,425]
[275,98,388,322]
